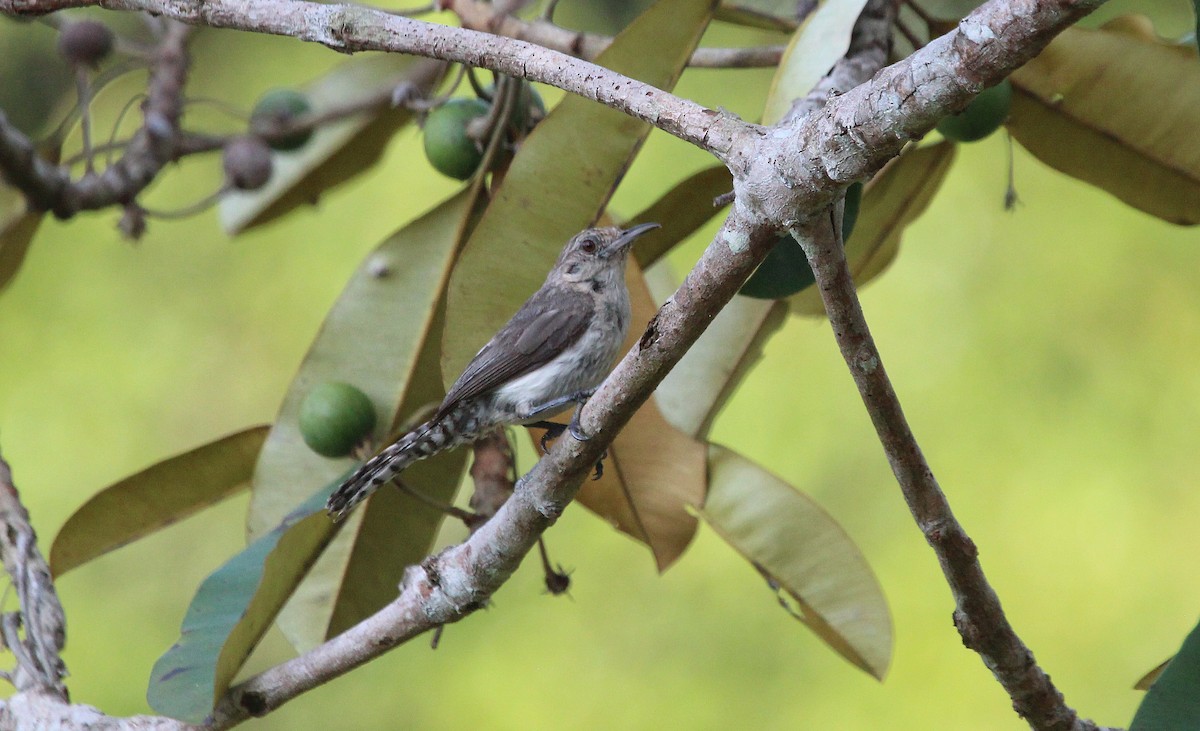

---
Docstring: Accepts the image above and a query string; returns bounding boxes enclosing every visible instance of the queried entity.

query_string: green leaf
[701,444,892,679]
[630,164,734,268]
[250,188,481,650]
[911,0,984,21]
[789,141,955,316]
[714,1,799,32]
[441,0,717,381]
[147,484,339,723]
[218,56,445,235]
[1131,617,1200,729]
[761,0,870,125]
[50,426,268,577]
[1008,16,1200,225]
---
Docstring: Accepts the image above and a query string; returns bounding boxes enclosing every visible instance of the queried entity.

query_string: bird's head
[553,222,660,284]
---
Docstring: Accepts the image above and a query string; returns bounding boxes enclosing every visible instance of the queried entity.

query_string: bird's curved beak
[605,222,661,257]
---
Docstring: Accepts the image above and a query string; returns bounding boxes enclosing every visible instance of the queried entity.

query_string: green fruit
[739,182,862,300]
[483,80,546,132]
[739,236,814,300]
[298,382,377,458]
[251,89,313,152]
[936,79,1013,143]
[423,98,490,180]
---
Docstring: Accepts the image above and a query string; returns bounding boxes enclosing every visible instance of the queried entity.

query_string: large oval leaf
[1131,616,1200,729]
[218,56,445,234]
[789,141,956,316]
[1008,16,1200,225]
[761,0,870,125]
[147,483,339,723]
[702,444,892,679]
[441,0,716,381]
[251,189,481,650]
[50,426,269,577]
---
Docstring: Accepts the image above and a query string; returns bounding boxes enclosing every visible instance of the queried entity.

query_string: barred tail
[325,415,471,520]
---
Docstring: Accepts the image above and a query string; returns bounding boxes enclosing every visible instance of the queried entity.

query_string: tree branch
[1,0,752,161]
[0,452,67,697]
[0,1,1119,730]
[0,21,191,218]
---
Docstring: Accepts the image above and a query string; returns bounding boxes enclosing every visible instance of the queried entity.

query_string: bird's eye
[579,236,598,254]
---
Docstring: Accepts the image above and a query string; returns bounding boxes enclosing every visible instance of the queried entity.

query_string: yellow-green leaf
[218,56,445,235]
[789,141,956,316]
[251,189,481,650]
[702,444,892,679]
[441,0,716,381]
[762,0,870,125]
[1008,16,1200,225]
[50,426,268,577]
[630,164,734,268]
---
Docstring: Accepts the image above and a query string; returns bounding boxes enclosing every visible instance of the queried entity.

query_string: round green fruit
[423,98,491,180]
[484,80,546,133]
[936,79,1013,143]
[298,382,377,458]
[251,89,313,152]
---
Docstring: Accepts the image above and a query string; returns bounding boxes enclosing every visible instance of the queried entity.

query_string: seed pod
[57,20,115,67]
[250,89,314,152]
[222,136,274,191]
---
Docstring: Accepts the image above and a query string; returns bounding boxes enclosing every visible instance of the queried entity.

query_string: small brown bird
[326,222,659,520]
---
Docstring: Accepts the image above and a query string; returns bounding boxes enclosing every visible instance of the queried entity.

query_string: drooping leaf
[542,263,707,571]
[761,0,870,125]
[0,206,44,293]
[652,290,786,441]
[50,426,268,577]
[1131,617,1200,729]
[218,56,445,234]
[442,0,716,381]
[714,1,800,32]
[147,484,339,723]
[629,164,734,268]
[702,444,892,679]
[1008,16,1200,225]
[1135,658,1170,691]
[789,141,956,316]
[0,144,58,293]
[251,189,482,650]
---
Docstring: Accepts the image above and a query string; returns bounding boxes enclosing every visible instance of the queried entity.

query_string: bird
[325,222,660,521]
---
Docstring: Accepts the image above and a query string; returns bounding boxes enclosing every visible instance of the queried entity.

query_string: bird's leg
[526,420,567,451]
[519,388,597,429]
[522,389,606,480]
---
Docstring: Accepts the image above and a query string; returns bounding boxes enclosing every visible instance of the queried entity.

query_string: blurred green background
[1,1,1198,728]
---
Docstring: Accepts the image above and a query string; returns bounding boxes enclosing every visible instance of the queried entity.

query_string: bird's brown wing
[436,285,594,418]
